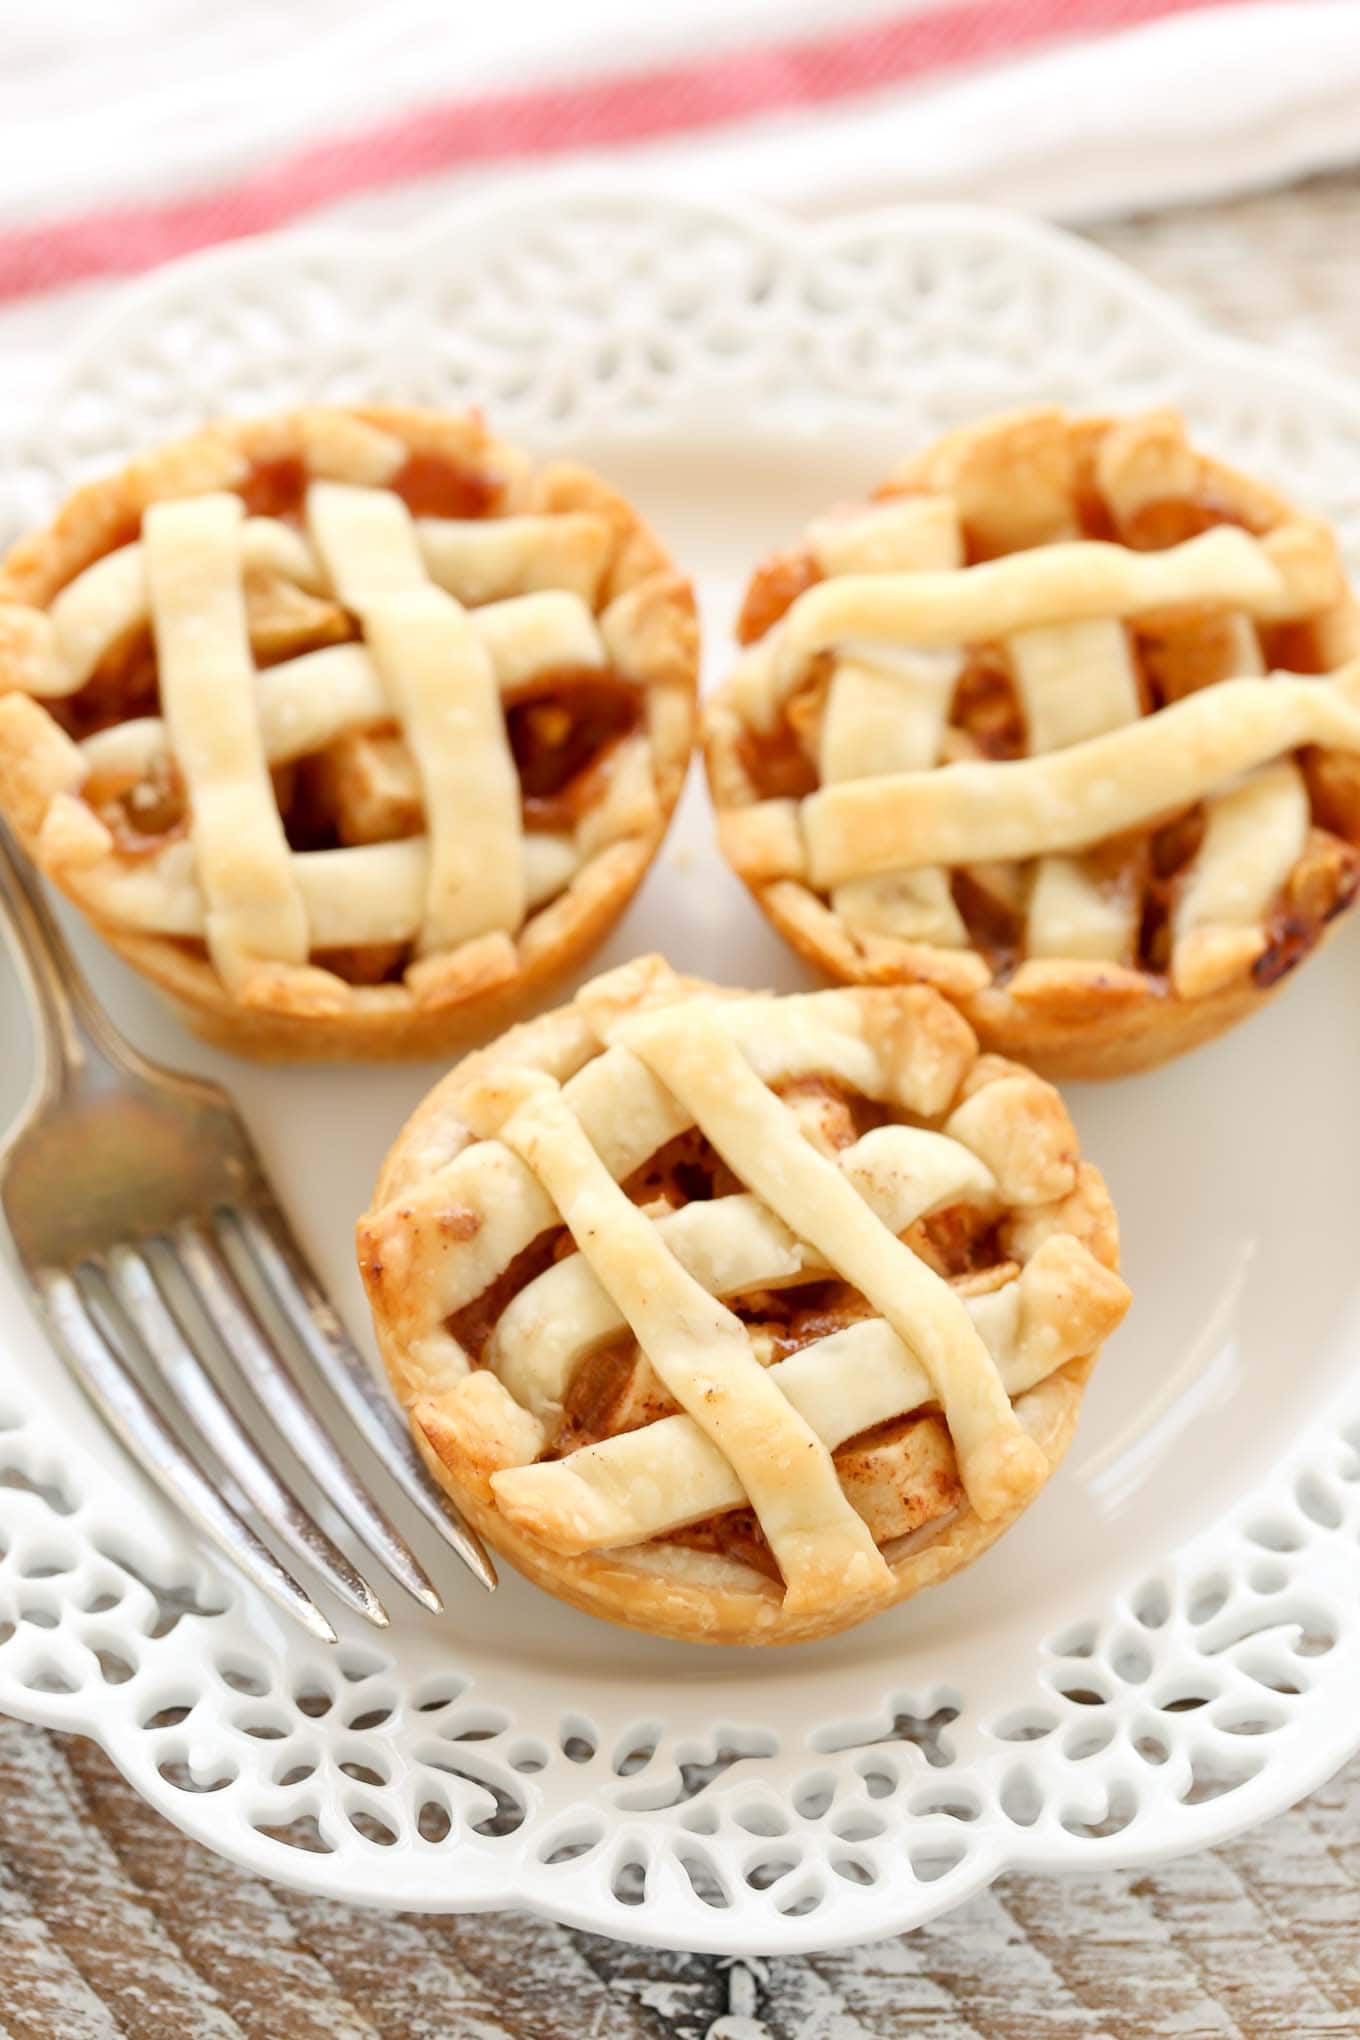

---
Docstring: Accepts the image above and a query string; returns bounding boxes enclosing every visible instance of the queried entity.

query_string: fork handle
[0,819,102,1082]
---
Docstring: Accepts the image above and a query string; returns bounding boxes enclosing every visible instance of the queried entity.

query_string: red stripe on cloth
[4,0,1234,304]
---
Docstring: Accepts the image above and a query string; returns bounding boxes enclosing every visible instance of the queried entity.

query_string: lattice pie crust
[0,407,697,1058]
[359,956,1130,1645]
[705,408,1360,1078]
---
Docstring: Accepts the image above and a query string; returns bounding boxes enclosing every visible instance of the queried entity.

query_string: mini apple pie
[0,407,697,1058]
[706,408,1360,1078]
[359,955,1129,1645]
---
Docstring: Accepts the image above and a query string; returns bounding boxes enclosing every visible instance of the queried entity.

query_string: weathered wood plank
[61,1734,383,2040]
[427,1910,680,2039]
[0,1855,125,2040]
[0,1720,241,2038]
[565,1932,731,2040]
[1127,1848,1357,2036]
[998,1871,1242,2040]
[764,1949,917,2038]
[279,1891,539,2040]
[812,1885,1107,2040]
[1221,1769,1360,2014]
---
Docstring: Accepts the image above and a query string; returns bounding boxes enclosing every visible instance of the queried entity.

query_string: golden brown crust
[703,407,1360,1079]
[742,864,1357,1081]
[86,839,656,1061]
[390,1336,1090,1647]
[389,1359,1089,1645]
[0,407,697,1060]
[361,959,1128,1644]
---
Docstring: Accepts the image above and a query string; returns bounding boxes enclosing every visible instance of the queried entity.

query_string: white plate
[1,191,1359,1957]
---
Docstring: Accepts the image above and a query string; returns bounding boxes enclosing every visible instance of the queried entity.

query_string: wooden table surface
[4,171,1360,2039]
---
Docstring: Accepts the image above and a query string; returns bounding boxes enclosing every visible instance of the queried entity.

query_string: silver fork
[0,823,495,1642]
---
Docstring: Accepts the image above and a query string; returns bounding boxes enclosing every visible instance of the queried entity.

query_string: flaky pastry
[0,407,697,1057]
[705,408,1360,1077]
[359,955,1130,1645]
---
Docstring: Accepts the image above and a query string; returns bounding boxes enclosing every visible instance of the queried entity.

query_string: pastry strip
[804,672,1360,887]
[143,494,307,987]
[79,591,606,783]
[619,1004,1047,1520]
[491,1235,1126,1552]
[819,499,969,948]
[497,1083,892,1611]
[37,518,322,698]
[30,514,613,701]
[1171,758,1310,995]
[308,483,524,949]
[1008,615,1145,963]
[775,527,1287,694]
[73,832,577,948]
[416,513,612,605]
[398,991,970,1329]
[489,1125,996,1413]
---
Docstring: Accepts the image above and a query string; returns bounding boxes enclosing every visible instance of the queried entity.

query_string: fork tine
[171,1217,445,1615]
[38,1268,338,1645]
[231,1197,497,1593]
[105,1245,391,1630]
